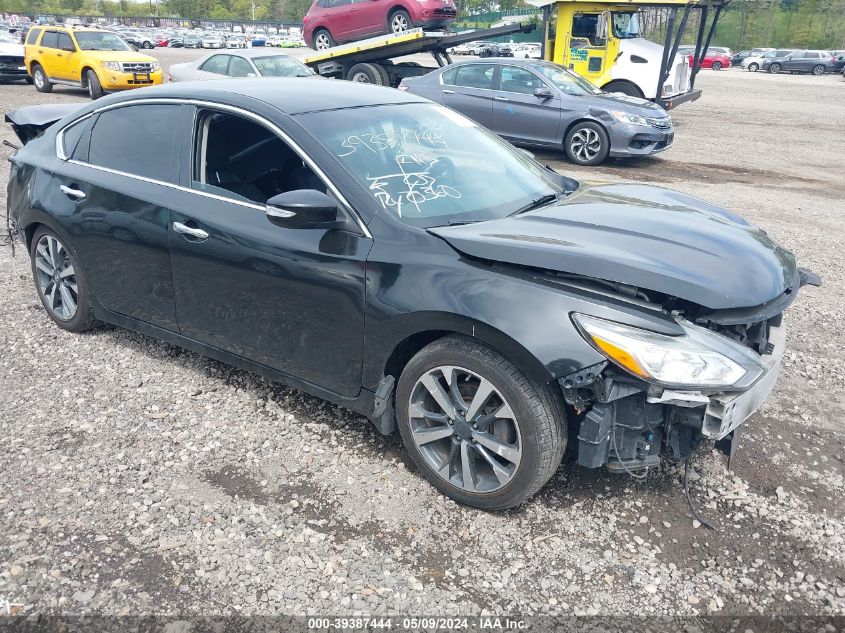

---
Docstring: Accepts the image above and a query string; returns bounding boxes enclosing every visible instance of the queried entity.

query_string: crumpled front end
[559,272,817,473]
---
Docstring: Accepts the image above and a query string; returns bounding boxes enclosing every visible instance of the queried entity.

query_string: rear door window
[200,55,230,74]
[57,32,75,51]
[452,64,495,90]
[500,66,544,95]
[228,56,253,77]
[88,105,183,183]
[40,30,59,48]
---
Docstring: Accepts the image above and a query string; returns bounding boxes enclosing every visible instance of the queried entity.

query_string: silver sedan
[169,49,316,82]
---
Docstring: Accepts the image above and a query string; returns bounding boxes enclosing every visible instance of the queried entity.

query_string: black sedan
[6,80,818,509]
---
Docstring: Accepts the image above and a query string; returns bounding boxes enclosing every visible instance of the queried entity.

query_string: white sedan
[168,49,316,82]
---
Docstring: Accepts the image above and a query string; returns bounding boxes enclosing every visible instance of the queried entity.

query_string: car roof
[99,78,428,115]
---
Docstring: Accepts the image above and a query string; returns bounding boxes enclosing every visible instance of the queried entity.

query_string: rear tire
[711,61,722,70]
[389,9,413,34]
[142,41,153,49]
[312,28,335,50]
[30,226,96,333]
[346,62,386,84]
[395,335,566,510]
[85,69,103,100]
[748,62,759,71]
[602,80,644,99]
[564,121,610,166]
[31,64,53,93]
[812,64,825,75]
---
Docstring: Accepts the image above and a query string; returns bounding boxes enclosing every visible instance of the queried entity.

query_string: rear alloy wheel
[711,61,722,70]
[346,62,386,84]
[768,63,781,73]
[748,62,759,71]
[395,335,566,510]
[142,40,153,49]
[86,69,103,100]
[812,64,825,75]
[313,29,335,50]
[390,9,413,34]
[32,64,53,93]
[565,121,610,166]
[30,227,96,332]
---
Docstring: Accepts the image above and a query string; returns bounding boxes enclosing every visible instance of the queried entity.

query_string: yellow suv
[25,26,162,99]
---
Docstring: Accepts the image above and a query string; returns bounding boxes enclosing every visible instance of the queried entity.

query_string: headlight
[572,314,765,389]
[611,111,649,126]
[150,62,161,71]
[102,61,121,71]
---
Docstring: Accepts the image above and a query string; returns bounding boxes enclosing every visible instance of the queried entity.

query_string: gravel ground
[1,53,844,618]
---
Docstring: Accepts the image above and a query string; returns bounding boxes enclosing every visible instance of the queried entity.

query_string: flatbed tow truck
[302,22,536,87]
[303,0,730,109]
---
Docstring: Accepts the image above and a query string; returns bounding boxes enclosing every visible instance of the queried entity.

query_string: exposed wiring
[610,418,648,481]
[684,456,716,530]
[1,212,17,255]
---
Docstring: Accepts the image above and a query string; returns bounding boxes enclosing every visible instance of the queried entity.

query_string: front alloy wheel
[396,335,566,510]
[390,10,412,34]
[408,366,522,493]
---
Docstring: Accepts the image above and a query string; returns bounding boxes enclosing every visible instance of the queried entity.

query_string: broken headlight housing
[572,314,766,390]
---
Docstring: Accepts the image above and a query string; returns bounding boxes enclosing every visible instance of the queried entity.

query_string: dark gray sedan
[399,59,673,166]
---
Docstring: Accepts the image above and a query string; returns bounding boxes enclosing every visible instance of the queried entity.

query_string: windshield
[299,103,563,228]
[253,55,313,77]
[612,13,640,39]
[74,31,132,51]
[535,63,601,96]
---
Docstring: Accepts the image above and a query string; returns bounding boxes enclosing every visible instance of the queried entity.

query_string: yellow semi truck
[528,0,730,108]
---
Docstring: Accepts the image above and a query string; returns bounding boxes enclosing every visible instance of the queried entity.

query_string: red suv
[304,0,457,50]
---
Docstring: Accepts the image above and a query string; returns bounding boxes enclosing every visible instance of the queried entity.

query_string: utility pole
[252,1,256,21]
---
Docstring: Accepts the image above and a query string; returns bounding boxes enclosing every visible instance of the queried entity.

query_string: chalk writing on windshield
[336,127,459,216]
[367,154,461,217]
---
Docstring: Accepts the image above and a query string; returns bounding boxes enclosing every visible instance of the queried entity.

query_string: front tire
[85,69,103,100]
[711,61,722,70]
[748,62,759,71]
[768,63,781,74]
[389,9,413,34]
[395,335,566,510]
[564,121,610,166]
[31,64,53,93]
[30,226,96,332]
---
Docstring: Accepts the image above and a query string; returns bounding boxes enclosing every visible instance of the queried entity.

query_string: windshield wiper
[509,193,558,216]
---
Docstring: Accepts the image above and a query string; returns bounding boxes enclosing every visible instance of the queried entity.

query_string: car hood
[429,183,797,310]
[82,50,158,62]
[589,92,668,116]
[0,42,24,56]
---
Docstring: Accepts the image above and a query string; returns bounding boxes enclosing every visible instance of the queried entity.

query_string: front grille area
[0,55,25,73]
[121,62,155,73]
[648,117,672,130]
[432,7,457,16]
[710,313,782,356]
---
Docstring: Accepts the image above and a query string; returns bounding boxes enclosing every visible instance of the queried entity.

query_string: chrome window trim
[54,97,372,239]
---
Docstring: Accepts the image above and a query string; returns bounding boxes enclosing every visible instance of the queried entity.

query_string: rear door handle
[441,89,454,94]
[59,184,86,200]
[173,221,209,241]
[493,95,509,101]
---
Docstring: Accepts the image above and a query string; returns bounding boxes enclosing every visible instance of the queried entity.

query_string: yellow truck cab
[528,0,728,108]
[25,26,162,100]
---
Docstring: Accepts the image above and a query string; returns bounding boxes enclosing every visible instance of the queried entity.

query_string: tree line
[3,0,843,49]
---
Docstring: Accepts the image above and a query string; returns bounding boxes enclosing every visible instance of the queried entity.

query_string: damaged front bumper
[560,320,786,472]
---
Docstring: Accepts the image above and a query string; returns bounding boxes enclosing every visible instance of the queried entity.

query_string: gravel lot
[1,50,844,618]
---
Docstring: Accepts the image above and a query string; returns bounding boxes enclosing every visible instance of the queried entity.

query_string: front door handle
[173,221,209,241]
[493,95,509,101]
[59,184,86,200]
[441,89,455,94]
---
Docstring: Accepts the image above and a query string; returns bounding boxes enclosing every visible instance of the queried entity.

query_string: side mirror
[266,189,342,229]
[534,86,553,99]
[595,12,608,43]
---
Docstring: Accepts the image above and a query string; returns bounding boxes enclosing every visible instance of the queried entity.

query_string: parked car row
[741,49,838,75]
